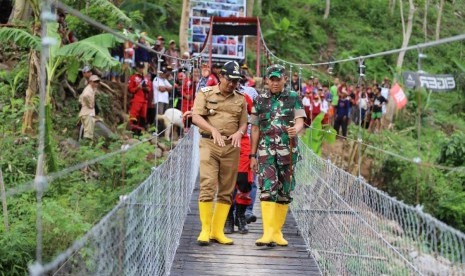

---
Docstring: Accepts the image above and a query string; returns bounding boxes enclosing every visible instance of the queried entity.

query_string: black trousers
[334,115,348,137]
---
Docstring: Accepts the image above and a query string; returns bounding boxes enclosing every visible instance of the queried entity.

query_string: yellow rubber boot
[273,203,289,246]
[255,201,276,246]
[209,203,234,245]
[197,201,214,246]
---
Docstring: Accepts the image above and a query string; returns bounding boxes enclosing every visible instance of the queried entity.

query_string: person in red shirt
[180,70,197,129]
[224,93,254,234]
[128,61,153,134]
[206,62,222,86]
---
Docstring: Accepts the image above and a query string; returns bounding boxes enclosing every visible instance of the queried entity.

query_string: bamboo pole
[0,166,10,231]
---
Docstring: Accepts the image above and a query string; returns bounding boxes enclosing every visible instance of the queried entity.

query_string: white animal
[157,108,184,140]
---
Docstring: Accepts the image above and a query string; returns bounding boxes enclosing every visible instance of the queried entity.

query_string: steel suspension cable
[258,24,465,67]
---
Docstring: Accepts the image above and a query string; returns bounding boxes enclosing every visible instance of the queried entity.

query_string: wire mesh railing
[30,128,199,276]
[292,140,465,276]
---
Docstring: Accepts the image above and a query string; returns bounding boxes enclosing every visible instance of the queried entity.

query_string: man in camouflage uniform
[192,61,248,246]
[250,64,306,246]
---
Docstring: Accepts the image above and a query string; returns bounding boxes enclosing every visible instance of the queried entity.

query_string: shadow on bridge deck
[171,186,321,276]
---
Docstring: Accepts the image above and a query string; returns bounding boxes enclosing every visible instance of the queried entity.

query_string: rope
[304,124,465,172]
[33,0,54,264]
[6,128,169,197]
[259,28,465,67]
[54,2,193,65]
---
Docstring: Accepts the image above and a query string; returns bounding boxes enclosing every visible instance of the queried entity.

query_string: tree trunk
[423,0,429,42]
[179,0,190,54]
[247,0,254,16]
[389,0,396,14]
[22,50,40,134]
[244,0,255,67]
[8,0,31,23]
[256,0,262,16]
[324,0,330,20]
[396,0,415,69]
[435,0,445,40]
[0,166,9,231]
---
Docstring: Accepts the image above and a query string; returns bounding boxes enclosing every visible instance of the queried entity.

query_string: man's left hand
[228,132,242,147]
[287,126,298,138]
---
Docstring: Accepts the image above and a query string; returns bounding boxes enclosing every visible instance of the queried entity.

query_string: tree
[423,0,429,41]
[247,0,254,16]
[255,0,262,16]
[435,0,445,40]
[8,0,32,23]
[9,0,42,134]
[396,0,415,69]
[389,0,397,14]
[323,0,330,20]
[179,0,190,54]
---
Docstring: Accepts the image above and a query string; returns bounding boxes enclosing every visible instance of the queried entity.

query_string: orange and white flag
[390,83,408,109]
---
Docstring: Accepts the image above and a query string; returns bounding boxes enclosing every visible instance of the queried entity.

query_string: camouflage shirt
[250,88,306,165]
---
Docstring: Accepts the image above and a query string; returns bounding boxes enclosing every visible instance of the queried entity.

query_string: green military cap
[266,64,286,79]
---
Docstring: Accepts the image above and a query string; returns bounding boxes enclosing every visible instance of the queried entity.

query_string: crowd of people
[293,74,391,137]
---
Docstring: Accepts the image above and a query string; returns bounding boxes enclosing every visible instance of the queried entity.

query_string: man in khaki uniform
[79,75,100,140]
[192,61,248,246]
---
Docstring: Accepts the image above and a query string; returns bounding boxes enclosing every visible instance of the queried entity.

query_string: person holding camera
[128,61,153,133]
[152,65,173,115]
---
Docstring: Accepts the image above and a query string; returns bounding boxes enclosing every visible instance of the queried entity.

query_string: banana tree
[0,23,120,171]
[301,113,337,156]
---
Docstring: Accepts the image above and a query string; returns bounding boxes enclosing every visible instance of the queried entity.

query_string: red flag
[390,83,408,109]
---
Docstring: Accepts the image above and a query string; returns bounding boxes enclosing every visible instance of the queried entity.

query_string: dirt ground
[322,138,376,183]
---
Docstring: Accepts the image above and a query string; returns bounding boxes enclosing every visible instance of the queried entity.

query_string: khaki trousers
[80,115,95,139]
[198,138,240,204]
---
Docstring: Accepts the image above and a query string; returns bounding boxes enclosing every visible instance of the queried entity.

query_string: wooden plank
[170,186,321,276]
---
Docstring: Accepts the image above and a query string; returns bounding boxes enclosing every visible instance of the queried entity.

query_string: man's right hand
[211,128,225,147]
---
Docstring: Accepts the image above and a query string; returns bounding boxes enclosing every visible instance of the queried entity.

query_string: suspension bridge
[6,1,464,275]
[28,129,465,275]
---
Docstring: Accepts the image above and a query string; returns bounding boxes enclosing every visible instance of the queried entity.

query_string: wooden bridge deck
[171,186,321,276]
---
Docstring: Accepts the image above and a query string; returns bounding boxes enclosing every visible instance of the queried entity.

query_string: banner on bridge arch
[189,0,247,60]
[402,71,456,92]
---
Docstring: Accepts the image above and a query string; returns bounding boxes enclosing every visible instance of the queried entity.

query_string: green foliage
[41,200,92,257]
[0,65,28,132]
[0,218,35,276]
[431,174,465,231]
[57,33,120,70]
[0,27,40,50]
[66,2,131,39]
[437,132,465,167]
[301,114,336,156]
[120,1,167,29]
[1,136,155,273]
[0,137,36,189]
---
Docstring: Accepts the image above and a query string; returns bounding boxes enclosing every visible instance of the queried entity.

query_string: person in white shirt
[152,66,173,115]
[358,92,369,127]
[302,91,312,127]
